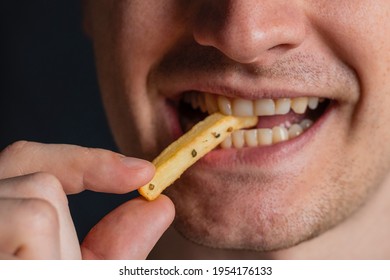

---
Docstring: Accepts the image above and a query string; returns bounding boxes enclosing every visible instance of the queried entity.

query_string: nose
[193,0,307,64]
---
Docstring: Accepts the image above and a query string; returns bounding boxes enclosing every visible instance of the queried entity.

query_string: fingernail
[121,157,154,170]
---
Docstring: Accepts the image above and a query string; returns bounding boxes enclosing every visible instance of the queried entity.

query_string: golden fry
[138,113,258,201]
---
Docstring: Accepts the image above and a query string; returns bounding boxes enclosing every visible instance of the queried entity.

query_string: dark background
[0,1,133,241]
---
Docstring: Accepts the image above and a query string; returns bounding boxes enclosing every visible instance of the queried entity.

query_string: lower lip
[196,103,336,169]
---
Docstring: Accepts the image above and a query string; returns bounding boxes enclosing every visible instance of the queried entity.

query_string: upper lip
[160,80,332,102]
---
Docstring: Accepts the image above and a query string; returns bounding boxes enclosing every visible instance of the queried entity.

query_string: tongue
[256,111,306,129]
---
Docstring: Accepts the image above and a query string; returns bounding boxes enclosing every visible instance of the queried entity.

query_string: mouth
[177,91,331,149]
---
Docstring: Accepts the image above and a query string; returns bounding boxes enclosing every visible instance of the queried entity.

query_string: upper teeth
[183,92,320,117]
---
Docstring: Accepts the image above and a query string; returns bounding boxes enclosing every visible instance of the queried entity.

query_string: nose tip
[193,1,306,64]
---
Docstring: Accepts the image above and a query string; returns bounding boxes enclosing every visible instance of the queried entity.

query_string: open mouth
[178,92,331,149]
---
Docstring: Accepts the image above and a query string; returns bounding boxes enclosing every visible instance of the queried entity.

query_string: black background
[0,1,135,241]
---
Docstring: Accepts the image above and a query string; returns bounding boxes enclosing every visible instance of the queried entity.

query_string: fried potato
[138,113,258,201]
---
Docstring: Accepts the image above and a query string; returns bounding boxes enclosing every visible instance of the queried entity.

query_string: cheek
[108,1,189,66]
[309,1,390,89]
[88,1,190,157]
[309,0,390,164]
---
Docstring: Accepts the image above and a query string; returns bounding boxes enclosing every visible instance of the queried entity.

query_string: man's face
[85,0,390,251]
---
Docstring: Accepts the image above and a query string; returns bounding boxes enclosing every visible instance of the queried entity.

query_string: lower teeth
[220,119,313,149]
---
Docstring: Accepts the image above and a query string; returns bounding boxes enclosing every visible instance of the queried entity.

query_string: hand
[0,141,174,259]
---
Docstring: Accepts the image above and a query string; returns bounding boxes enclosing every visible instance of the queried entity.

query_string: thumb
[81,195,175,259]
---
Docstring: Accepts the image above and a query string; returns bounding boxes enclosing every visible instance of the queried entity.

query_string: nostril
[268,43,295,52]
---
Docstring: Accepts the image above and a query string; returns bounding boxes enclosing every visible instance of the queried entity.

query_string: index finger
[0,141,155,194]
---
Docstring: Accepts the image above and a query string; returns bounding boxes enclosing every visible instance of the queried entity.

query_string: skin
[1,0,389,259]
[83,0,390,259]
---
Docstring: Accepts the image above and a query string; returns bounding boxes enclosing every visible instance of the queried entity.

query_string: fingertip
[139,194,175,228]
[132,194,175,225]
[121,157,154,171]
[120,157,156,187]
[81,194,175,259]
[151,194,176,225]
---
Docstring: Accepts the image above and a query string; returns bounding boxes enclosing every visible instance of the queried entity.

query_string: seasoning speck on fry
[212,132,221,138]
[191,149,197,157]
[227,127,233,132]
[149,184,155,190]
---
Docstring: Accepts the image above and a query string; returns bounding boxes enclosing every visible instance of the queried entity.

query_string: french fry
[138,113,258,201]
